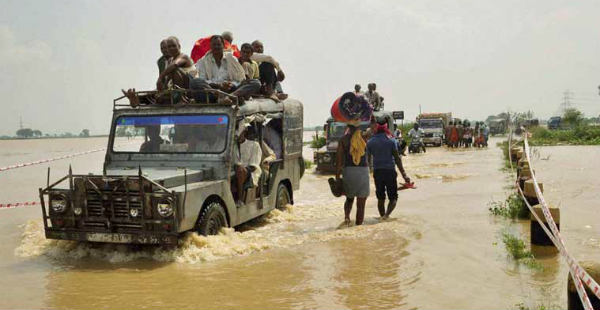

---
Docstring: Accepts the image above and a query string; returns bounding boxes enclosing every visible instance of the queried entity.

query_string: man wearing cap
[367,121,411,219]
[221,31,241,58]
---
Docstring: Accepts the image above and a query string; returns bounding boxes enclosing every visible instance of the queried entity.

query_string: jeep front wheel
[275,183,291,210]
[196,201,227,236]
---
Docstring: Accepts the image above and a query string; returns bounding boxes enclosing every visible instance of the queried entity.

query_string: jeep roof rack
[113,88,239,111]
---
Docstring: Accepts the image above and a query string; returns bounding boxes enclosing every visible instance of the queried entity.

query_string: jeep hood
[105,167,212,188]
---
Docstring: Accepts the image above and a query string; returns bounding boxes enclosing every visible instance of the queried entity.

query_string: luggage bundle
[330,92,372,123]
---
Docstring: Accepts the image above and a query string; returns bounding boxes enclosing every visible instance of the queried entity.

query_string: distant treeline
[0,128,107,140]
[304,126,323,131]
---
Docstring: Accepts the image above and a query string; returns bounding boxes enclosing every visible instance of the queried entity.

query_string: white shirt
[364,91,381,107]
[408,128,424,139]
[394,129,402,138]
[235,139,262,186]
[250,53,282,71]
[196,51,245,85]
[213,62,229,84]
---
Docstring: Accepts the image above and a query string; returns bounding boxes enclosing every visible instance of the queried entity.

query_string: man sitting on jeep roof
[191,35,261,103]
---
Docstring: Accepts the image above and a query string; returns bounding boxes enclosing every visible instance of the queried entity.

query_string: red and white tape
[0,148,106,173]
[510,129,600,310]
[0,201,38,209]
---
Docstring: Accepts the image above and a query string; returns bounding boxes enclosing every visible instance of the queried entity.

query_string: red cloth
[450,127,459,143]
[230,44,240,58]
[190,36,240,63]
[375,123,393,138]
[330,96,350,123]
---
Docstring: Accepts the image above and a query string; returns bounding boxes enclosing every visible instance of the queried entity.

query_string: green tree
[562,108,584,128]
[32,130,42,137]
[16,128,33,138]
[80,129,90,137]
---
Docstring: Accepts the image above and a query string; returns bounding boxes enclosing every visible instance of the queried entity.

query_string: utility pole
[561,89,574,113]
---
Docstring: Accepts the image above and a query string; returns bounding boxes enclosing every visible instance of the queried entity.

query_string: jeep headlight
[129,208,140,217]
[157,198,174,217]
[50,195,68,213]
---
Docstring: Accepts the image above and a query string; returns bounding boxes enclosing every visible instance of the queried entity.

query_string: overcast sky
[1,0,599,135]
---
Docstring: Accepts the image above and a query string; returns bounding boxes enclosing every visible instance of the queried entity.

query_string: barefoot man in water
[336,123,370,226]
[367,121,411,219]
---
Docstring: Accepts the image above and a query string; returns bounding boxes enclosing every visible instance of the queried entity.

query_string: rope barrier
[509,129,599,310]
[0,201,38,210]
[0,148,106,173]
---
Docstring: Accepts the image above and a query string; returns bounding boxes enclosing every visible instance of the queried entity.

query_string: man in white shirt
[233,125,264,204]
[190,35,260,102]
[407,123,426,153]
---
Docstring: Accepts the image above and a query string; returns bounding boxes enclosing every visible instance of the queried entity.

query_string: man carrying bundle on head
[367,120,411,219]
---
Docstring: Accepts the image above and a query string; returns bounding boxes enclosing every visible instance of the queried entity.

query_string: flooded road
[1,136,599,309]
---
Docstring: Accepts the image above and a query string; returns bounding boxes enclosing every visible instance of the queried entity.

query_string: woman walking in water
[336,122,371,226]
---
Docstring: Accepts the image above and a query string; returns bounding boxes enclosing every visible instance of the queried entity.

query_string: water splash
[15,204,412,265]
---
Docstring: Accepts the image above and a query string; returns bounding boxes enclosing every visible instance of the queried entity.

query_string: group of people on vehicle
[446,120,489,148]
[353,83,384,111]
[123,31,288,106]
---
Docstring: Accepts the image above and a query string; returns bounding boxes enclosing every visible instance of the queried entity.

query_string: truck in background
[416,112,452,146]
[548,116,561,130]
[487,117,508,135]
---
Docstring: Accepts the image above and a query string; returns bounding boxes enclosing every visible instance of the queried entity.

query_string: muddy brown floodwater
[1,136,598,309]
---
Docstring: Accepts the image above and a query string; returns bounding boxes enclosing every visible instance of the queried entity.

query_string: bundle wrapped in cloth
[330,92,373,123]
[330,92,373,167]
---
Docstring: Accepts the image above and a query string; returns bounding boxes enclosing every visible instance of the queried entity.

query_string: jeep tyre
[196,201,227,236]
[275,183,291,210]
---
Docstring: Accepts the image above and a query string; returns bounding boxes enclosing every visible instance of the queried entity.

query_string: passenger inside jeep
[263,118,282,159]
[139,125,165,152]
[231,122,278,203]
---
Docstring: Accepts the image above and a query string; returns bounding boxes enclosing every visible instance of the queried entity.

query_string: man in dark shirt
[367,122,411,219]
[139,126,164,153]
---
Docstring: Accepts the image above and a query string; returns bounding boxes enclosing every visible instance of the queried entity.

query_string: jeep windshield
[112,114,229,153]
[328,122,370,138]
[419,119,443,129]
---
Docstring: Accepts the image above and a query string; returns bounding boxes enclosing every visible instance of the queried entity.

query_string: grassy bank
[502,232,542,270]
[529,126,600,146]
[489,193,529,220]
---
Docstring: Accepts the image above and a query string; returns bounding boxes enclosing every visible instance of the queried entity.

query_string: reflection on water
[2,137,600,309]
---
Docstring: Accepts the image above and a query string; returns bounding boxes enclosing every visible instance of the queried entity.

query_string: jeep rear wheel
[275,183,291,210]
[196,201,227,236]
